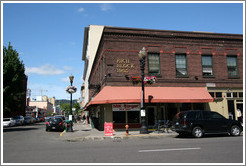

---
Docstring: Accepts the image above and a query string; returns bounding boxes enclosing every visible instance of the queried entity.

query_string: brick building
[82,25,243,131]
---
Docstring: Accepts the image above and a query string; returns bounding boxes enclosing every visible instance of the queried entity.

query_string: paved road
[2,122,244,164]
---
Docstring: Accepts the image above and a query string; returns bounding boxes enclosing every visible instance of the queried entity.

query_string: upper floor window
[175,54,188,77]
[202,55,213,77]
[227,56,239,78]
[148,53,160,76]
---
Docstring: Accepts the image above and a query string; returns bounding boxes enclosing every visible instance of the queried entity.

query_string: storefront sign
[206,83,216,87]
[116,58,134,73]
[112,104,140,111]
[104,122,113,136]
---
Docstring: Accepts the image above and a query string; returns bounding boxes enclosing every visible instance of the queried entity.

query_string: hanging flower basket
[130,76,142,85]
[66,86,77,94]
[130,76,157,85]
[144,76,157,85]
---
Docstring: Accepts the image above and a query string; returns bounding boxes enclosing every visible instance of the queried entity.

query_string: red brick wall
[88,27,243,100]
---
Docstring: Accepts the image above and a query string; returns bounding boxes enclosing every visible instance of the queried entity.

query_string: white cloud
[63,66,73,71]
[100,4,114,12]
[61,77,69,83]
[28,83,73,100]
[25,64,65,76]
[78,7,85,12]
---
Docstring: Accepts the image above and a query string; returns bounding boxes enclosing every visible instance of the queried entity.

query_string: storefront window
[193,103,204,110]
[239,92,243,97]
[180,103,192,111]
[113,111,126,123]
[215,92,222,98]
[128,111,140,123]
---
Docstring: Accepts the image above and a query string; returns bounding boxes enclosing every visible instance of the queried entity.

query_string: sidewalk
[59,122,178,142]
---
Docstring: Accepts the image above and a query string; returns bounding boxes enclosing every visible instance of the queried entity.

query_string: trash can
[65,120,71,132]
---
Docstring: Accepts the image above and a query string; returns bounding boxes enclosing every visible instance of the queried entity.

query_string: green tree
[3,42,26,116]
[60,103,70,115]
[73,102,81,115]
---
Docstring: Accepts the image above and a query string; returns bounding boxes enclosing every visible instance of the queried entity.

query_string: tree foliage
[3,42,26,115]
[60,103,70,115]
[60,102,81,116]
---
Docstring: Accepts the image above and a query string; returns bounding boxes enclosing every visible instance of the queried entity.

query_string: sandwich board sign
[104,122,113,136]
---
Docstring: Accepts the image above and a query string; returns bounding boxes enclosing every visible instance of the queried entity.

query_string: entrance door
[147,107,155,126]
[160,107,167,121]
[227,100,235,120]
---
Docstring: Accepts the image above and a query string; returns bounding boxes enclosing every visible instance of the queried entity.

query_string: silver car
[3,118,16,127]
[12,115,25,125]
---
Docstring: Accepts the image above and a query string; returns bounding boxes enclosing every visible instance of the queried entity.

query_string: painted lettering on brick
[116,58,134,73]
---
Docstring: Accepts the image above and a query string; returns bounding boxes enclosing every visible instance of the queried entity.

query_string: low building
[29,99,53,117]
[82,25,243,130]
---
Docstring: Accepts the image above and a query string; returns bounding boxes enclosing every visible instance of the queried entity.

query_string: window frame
[147,52,161,76]
[175,54,188,77]
[201,55,214,77]
[227,55,239,78]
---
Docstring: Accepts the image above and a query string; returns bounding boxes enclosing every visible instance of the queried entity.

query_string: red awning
[86,86,213,107]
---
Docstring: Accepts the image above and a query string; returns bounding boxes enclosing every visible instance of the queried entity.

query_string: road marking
[60,130,65,136]
[138,147,201,153]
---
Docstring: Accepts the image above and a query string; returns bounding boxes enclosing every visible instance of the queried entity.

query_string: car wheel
[230,125,241,136]
[192,126,204,138]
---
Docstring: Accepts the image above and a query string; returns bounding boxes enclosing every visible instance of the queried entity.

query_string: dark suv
[172,110,243,138]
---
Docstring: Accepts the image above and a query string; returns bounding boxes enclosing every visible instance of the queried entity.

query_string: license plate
[52,127,56,129]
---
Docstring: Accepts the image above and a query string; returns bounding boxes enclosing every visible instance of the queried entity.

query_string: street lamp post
[69,74,74,132]
[138,47,148,134]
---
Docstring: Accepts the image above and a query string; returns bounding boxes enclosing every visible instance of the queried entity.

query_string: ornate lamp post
[138,47,148,134]
[69,74,74,132]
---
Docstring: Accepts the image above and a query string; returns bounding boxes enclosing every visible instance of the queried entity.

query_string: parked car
[32,117,37,123]
[3,118,16,127]
[172,110,243,138]
[24,117,34,125]
[46,117,65,132]
[54,115,65,121]
[38,117,45,122]
[45,116,53,122]
[35,117,41,123]
[12,115,25,125]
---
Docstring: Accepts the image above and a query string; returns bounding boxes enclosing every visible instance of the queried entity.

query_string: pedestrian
[237,109,242,124]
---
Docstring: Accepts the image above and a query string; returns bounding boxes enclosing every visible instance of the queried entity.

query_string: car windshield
[3,118,10,121]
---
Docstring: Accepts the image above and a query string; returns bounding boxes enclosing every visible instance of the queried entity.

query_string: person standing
[237,109,242,124]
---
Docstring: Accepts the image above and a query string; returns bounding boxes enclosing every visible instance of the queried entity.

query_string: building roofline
[103,26,243,37]
[82,27,89,61]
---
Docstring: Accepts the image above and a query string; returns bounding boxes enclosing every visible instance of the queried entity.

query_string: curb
[64,133,178,142]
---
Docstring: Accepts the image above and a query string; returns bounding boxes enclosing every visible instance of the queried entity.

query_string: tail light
[183,120,187,125]
[46,122,49,125]
[59,122,63,125]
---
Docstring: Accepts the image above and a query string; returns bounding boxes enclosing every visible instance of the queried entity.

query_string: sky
[2,2,244,100]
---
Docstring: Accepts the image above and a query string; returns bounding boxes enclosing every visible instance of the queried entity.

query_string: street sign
[141,109,146,116]
[104,122,113,136]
